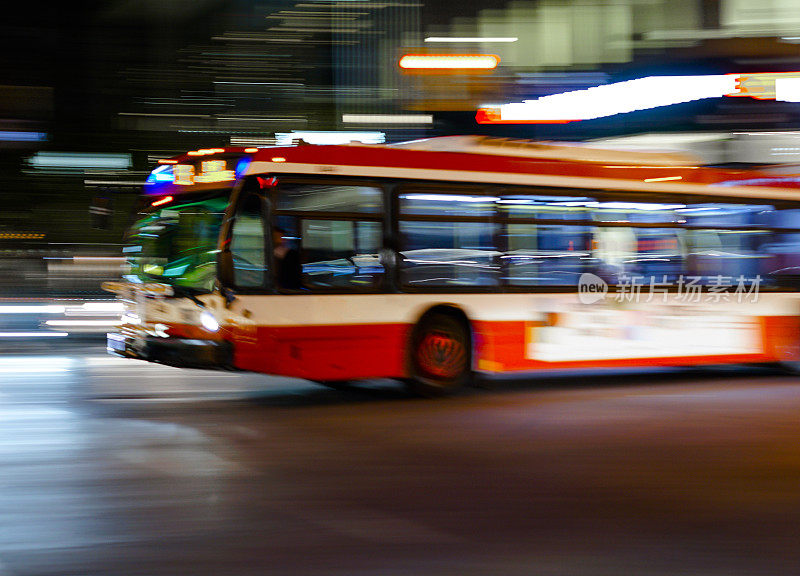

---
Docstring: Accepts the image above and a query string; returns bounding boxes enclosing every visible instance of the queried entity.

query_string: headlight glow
[200,311,220,332]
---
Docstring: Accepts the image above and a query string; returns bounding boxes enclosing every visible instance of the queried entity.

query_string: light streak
[399,54,500,70]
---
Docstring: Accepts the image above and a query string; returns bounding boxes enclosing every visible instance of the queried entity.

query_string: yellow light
[158,159,178,164]
[173,164,195,185]
[0,233,45,240]
[201,160,226,173]
[644,176,683,183]
[271,157,287,163]
[398,54,500,70]
[188,148,217,156]
[193,159,235,183]
[424,37,518,43]
[143,264,164,275]
[244,147,259,153]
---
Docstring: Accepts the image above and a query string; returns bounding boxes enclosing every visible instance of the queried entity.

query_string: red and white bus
[105,136,800,394]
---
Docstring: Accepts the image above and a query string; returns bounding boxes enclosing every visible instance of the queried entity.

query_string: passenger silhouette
[273,227,302,290]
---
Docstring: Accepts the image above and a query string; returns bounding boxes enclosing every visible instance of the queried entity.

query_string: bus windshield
[124,191,229,292]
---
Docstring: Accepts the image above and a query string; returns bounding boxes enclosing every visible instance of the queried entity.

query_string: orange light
[726,70,800,100]
[158,159,178,165]
[0,233,45,240]
[476,107,572,124]
[188,148,217,156]
[151,195,173,207]
[271,157,287,163]
[399,54,500,70]
[244,147,259,153]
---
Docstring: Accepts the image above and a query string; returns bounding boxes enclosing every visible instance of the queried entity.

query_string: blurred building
[413,1,800,138]
[4,1,800,296]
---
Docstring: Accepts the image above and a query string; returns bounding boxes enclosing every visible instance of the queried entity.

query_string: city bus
[104,136,800,395]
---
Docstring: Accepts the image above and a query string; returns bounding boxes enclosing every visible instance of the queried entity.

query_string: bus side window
[300,219,384,290]
[230,194,268,289]
[503,223,590,286]
[399,220,500,288]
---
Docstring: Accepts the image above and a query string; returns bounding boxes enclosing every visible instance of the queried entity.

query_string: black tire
[407,312,472,396]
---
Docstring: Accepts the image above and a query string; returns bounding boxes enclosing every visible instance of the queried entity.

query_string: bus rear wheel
[407,312,472,396]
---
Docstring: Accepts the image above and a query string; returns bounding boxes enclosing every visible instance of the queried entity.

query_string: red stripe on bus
[159,315,800,380]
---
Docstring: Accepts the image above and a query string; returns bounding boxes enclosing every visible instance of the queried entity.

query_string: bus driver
[272,226,302,290]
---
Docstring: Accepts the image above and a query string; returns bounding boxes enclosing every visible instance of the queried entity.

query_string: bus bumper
[107,332,233,369]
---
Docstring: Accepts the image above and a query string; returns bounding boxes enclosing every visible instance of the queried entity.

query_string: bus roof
[143,137,800,202]
[144,147,256,196]
[242,136,800,202]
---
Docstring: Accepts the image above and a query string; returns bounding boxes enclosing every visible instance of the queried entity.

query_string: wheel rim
[415,329,467,380]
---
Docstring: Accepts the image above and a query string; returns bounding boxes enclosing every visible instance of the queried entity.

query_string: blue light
[144,165,176,195]
[235,157,251,178]
[146,165,174,183]
[145,166,176,197]
[0,131,47,142]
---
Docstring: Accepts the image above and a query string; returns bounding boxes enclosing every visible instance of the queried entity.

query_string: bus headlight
[200,311,220,332]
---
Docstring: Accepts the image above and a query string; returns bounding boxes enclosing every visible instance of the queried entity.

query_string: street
[1,341,800,575]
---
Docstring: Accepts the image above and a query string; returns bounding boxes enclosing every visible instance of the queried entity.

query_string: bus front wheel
[407,311,472,396]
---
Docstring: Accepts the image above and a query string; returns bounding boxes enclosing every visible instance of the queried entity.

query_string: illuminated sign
[28,152,131,170]
[148,157,236,187]
[194,160,235,183]
[342,114,433,124]
[730,71,800,100]
[173,164,195,185]
[399,54,500,71]
[477,71,800,124]
[424,37,517,43]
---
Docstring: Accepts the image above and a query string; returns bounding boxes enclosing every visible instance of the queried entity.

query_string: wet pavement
[2,342,800,575]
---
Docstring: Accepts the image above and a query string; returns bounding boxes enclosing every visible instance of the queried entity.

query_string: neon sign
[399,54,500,71]
[477,71,800,124]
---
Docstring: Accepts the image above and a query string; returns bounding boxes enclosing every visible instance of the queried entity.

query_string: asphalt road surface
[2,341,800,575]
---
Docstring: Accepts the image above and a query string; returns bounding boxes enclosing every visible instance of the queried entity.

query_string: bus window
[502,224,591,286]
[681,203,774,228]
[500,194,595,221]
[400,191,495,217]
[685,229,767,281]
[230,194,268,289]
[594,201,684,224]
[400,221,500,288]
[277,183,383,213]
[300,220,383,290]
[632,227,684,282]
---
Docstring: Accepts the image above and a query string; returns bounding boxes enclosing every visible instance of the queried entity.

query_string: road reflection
[3,342,800,576]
